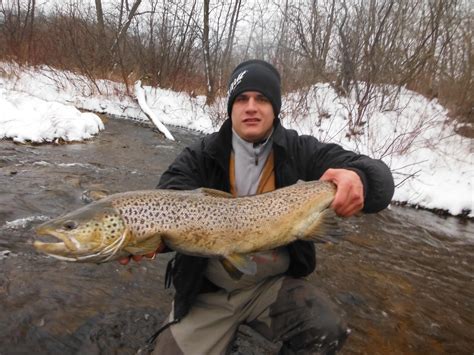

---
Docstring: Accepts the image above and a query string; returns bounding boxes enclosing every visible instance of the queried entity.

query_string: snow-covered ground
[0,62,472,217]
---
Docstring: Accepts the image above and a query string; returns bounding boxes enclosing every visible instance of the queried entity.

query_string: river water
[0,117,472,354]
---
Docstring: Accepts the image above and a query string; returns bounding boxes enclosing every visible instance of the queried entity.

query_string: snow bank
[0,88,104,143]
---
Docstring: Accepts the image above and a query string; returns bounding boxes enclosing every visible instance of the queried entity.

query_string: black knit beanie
[227,59,281,118]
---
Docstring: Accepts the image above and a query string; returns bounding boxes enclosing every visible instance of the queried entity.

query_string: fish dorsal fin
[194,188,233,198]
[220,254,257,280]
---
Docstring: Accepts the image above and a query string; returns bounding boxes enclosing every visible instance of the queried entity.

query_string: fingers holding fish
[117,254,149,265]
[118,244,166,265]
[320,168,364,217]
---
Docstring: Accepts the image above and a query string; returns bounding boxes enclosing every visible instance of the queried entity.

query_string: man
[122,59,394,354]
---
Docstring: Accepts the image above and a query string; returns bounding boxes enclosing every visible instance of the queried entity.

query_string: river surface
[0,117,472,354]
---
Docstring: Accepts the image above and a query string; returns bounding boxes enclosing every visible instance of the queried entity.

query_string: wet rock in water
[81,189,109,203]
[0,250,12,259]
[62,175,83,188]
[230,325,281,355]
[336,291,367,307]
[73,308,167,354]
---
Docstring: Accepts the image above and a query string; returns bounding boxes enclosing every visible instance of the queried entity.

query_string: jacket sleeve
[301,137,394,213]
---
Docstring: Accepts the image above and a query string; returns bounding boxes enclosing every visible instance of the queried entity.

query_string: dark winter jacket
[158,118,394,321]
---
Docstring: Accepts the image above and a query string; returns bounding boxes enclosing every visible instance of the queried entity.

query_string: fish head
[34,202,128,262]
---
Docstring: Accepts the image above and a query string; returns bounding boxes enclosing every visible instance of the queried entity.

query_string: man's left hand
[320,168,364,217]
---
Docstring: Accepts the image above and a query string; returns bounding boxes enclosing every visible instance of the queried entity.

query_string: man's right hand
[118,243,166,265]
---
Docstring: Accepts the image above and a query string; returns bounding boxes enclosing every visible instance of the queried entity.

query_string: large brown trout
[34,180,340,276]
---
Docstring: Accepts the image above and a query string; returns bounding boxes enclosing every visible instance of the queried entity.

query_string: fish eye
[63,220,78,230]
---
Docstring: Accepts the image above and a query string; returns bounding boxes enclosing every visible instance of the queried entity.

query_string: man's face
[231,91,275,142]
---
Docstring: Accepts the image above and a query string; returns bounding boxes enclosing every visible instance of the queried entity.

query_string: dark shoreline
[391,200,473,221]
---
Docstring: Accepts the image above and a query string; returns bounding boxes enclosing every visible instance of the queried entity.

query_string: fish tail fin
[220,254,257,280]
[304,208,344,244]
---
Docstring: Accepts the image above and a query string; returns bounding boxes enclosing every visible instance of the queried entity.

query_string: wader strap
[136,318,181,353]
[164,256,175,289]
[146,318,180,345]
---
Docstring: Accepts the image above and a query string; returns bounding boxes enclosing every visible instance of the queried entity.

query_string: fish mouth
[33,228,98,262]
[34,225,128,263]
[34,227,78,253]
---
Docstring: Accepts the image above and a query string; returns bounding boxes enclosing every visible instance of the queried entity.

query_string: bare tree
[286,0,337,83]
[203,0,242,104]
[0,0,36,61]
[203,0,213,103]
[110,0,142,56]
[27,0,35,61]
[135,0,201,90]
[94,0,106,40]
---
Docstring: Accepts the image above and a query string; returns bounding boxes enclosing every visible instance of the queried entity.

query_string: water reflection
[0,117,472,354]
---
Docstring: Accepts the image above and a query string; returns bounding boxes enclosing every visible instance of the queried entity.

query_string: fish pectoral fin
[221,254,257,280]
[305,208,344,243]
[194,188,234,198]
[123,234,163,256]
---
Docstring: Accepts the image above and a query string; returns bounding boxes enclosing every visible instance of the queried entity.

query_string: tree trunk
[203,0,214,104]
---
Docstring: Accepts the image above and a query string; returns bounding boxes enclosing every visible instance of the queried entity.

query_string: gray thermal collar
[231,128,273,197]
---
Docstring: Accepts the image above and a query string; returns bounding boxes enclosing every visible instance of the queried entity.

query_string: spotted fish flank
[34,181,340,276]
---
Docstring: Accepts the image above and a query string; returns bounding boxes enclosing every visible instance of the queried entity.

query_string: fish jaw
[34,224,100,261]
[33,241,79,262]
[34,225,130,262]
